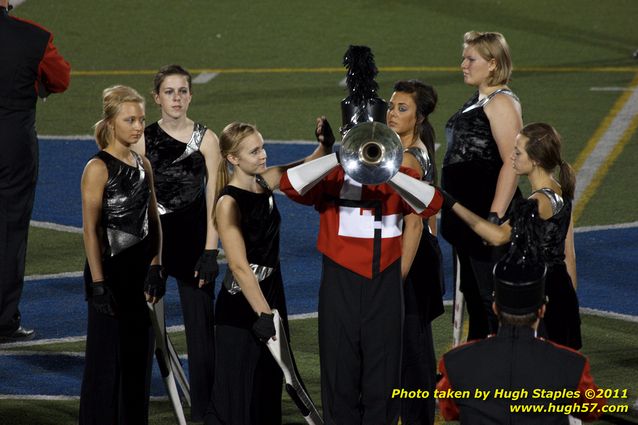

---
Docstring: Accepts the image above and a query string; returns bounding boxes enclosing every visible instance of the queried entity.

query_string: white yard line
[0,394,171,401]
[0,351,85,357]
[31,220,82,233]
[574,220,638,233]
[192,72,219,84]
[38,134,94,141]
[590,87,638,92]
[580,307,638,323]
[575,85,638,201]
[0,350,188,360]
[24,271,83,282]
[573,74,638,220]
[1,306,633,351]
[1,314,317,350]
[0,335,86,349]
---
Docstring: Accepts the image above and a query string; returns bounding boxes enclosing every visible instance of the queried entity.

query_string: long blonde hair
[94,85,145,149]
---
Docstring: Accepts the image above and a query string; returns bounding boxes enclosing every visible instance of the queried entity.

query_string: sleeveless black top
[444,89,519,169]
[94,150,150,257]
[218,176,281,267]
[144,122,207,215]
[441,90,522,259]
[534,188,572,267]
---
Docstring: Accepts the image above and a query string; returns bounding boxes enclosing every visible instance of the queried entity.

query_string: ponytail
[418,119,438,184]
[93,119,112,149]
[212,159,231,228]
[558,161,576,201]
[520,122,576,200]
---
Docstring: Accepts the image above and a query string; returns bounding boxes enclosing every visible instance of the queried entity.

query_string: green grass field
[4,0,638,423]
[21,0,638,226]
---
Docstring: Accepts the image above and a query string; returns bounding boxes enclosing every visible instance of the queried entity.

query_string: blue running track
[0,138,636,397]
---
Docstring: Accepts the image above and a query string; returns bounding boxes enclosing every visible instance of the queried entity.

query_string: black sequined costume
[206,177,288,425]
[441,89,522,339]
[80,150,154,425]
[144,121,215,420]
[532,188,582,350]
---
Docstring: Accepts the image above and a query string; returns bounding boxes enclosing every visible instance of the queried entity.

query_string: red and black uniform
[0,6,70,334]
[281,166,441,425]
[437,325,605,424]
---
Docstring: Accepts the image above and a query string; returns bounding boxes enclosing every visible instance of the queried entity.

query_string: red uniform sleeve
[280,168,328,207]
[436,357,461,420]
[396,166,443,219]
[38,34,70,94]
[574,359,606,422]
[418,188,443,219]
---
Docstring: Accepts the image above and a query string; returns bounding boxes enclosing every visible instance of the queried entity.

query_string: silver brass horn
[340,122,403,185]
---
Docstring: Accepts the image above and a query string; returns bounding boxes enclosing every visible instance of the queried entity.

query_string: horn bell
[339,122,403,185]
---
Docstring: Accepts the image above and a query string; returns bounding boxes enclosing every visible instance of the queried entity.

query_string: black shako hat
[339,45,387,135]
[493,198,547,315]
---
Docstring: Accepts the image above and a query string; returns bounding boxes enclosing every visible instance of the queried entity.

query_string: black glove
[90,281,116,317]
[144,265,167,299]
[252,312,275,342]
[439,188,457,211]
[316,117,335,149]
[194,249,219,284]
[487,212,503,225]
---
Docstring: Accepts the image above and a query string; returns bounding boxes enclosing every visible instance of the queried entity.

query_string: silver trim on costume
[106,228,145,257]
[462,88,520,114]
[535,187,565,216]
[157,203,170,215]
[171,123,206,164]
[224,264,275,295]
[404,146,433,183]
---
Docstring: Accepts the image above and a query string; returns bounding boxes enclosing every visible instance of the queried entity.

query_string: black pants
[160,195,215,420]
[79,302,153,425]
[400,316,436,425]
[0,113,37,333]
[319,256,402,425]
[176,277,215,421]
[79,241,153,425]
[456,250,498,340]
[400,269,437,425]
[205,325,283,425]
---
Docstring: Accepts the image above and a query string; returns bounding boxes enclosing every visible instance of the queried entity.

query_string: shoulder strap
[131,150,146,170]
[171,123,207,164]
[256,174,272,192]
[485,88,519,105]
[462,88,519,114]
[404,146,431,181]
[192,122,207,148]
[533,187,564,216]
